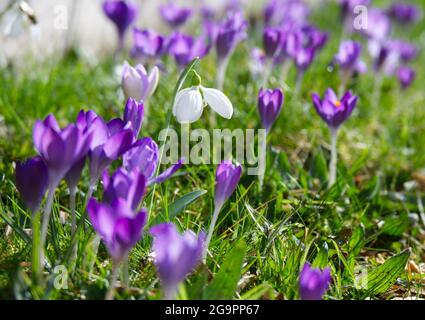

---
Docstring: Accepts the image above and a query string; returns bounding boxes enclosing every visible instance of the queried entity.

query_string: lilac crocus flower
[88,198,147,263]
[258,88,284,133]
[362,8,392,42]
[150,223,205,300]
[124,98,144,138]
[299,263,331,300]
[334,40,366,73]
[15,157,48,214]
[312,89,358,186]
[123,137,183,186]
[33,114,91,188]
[103,0,137,49]
[102,168,146,210]
[263,27,281,58]
[388,3,421,24]
[159,3,192,29]
[167,32,211,68]
[204,161,242,261]
[397,66,415,89]
[131,28,165,61]
[122,61,159,102]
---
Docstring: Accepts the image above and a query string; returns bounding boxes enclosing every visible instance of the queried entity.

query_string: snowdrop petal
[201,87,233,119]
[172,87,204,123]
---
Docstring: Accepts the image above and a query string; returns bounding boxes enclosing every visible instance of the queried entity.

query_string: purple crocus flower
[33,114,91,187]
[103,0,137,48]
[76,110,134,187]
[334,40,367,74]
[214,11,247,61]
[258,88,284,133]
[122,61,159,102]
[124,98,144,138]
[131,28,165,61]
[15,157,48,213]
[102,167,146,211]
[299,263,331,300]
[263,27,281,58]
[397,66,416,89]
[214,161,242,209]
[302,25,328,51]
[123,137,183,186]
[167,32,211,68]
[294,47,315,71]
[159,3,192,28]
[150,223,205,300]
[265,0,310,27]
[388,2,421,24]
[312,89,358,130]
[87,198,147,263]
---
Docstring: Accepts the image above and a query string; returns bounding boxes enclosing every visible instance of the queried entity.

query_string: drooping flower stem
[203,205,222,263]
[216,56,230,91]
[105,261,120,300]
[328,128,338,188]
[258,130,268,191]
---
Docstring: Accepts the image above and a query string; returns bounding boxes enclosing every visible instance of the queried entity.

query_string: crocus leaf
[240,282,273,300]
[168,189,207,219]
[361,250,410,297]
[203,240,247,300]
[312,242,329,269]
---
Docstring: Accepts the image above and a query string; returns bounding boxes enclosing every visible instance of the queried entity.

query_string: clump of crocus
[397,66,416,90]
[312,89,358,187]
[299,263,331,300]
[172,71,233,124]
[88,198,147,300]
[150,223,205,300]
[333,40,367,91]
[203,161,242,262]
[102,0,138,53]
[131,28,165,64]
[166,32,211,69]
[388,2,421,25]
[257,88,284,190]
[159,3,192,29]
[121,61,159,103]
[208,10,247,89]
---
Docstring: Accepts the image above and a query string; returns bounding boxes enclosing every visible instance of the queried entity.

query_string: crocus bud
[299,263,331,300]
[87,198,147,263]
[263,27,281,58]
[397,66,415,89]
[312,89,358,130]
[150,223,205,299]
[214,161,242,209]
[102,1,137,43]
[15,157,48,213]
[258,88,284,132]
[124,98,144,138]
[159,3,192,28]
[122,61,159,102]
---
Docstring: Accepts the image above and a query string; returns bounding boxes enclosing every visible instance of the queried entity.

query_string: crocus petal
[148,158,184,186]
[201,87,233,119]
[103,130,134,160]
[144,66,159,100]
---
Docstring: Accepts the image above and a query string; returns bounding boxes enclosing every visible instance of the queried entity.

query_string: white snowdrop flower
[172,71,233,124]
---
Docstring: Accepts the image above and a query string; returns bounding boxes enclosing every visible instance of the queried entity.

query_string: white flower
[122,61,159,102]
[172,86,233,124]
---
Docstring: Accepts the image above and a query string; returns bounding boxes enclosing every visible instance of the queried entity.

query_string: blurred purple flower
[295,47,315,71]
[150,223,205,299]
[397,66,416,89]
[258,88,284,132]
[263,27,281,58]
[103,0,137,47]
[312,89,358,130]
[264,0,310,27]
[131,28,165,60]
[124,98,144,138]
[167,32,210,68]
[122,61,159,102]
[33,114,91,187]
[299,263,331,300]
[87,198,147,263]
[214,160,242,208]
[334,40,367,74]
[15,156,48,213]
[159,3,192,28]
[214,11,247,61]
[388,2,421,24]
[362,8,392,41]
